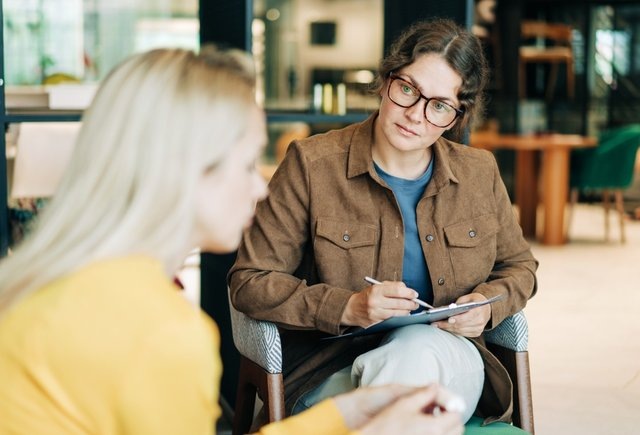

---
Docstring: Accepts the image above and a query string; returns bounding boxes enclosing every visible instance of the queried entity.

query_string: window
[3,0,199,86]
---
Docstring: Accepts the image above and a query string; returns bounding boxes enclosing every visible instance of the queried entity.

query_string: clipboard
[324,294,505,340]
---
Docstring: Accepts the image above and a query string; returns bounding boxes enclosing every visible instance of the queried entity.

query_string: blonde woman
[0,47,463,435]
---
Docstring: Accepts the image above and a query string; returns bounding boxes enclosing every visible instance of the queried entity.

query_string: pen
[364,276,435,309]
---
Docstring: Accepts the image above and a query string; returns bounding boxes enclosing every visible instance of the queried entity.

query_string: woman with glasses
[229,18,537,428]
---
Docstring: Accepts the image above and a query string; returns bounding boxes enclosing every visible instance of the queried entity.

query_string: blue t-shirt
[375,159,434,305]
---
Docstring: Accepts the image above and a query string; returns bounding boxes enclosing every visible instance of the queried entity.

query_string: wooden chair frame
[230,306,535,435]
[519,20,574,101]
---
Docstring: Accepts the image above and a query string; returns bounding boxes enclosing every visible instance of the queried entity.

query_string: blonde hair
[0,46,256,315]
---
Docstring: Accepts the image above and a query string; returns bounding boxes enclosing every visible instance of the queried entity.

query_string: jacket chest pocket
[314,218,378,287]
[444,215,498,290]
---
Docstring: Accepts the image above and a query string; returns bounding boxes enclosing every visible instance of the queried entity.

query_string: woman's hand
[433,293,491,337]
[341,280,419,328]
[334,384,464,435]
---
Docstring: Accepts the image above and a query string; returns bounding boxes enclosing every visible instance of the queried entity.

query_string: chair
[228,293,284,435]
[228,294,535,435]
[568,124,640,243]
[8,122,81,246]
[519,20,574,101]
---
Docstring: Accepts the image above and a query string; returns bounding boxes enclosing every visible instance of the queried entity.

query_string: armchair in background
[568,124,640,243]
[228,291,535,435]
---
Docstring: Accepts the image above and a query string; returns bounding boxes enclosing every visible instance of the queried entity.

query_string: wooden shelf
[266,111,370,124]
[5,110,83,123]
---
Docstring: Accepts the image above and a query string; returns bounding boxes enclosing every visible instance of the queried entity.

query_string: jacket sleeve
[228,141,354,335]
[473,155,539,329]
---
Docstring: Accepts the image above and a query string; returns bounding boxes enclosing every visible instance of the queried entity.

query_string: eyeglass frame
[386,72,464,128]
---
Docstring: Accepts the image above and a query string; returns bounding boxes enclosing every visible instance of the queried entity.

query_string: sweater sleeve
[116,315,220,435]
[257,399,357,435]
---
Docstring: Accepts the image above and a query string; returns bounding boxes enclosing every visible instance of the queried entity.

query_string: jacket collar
[427,136,460,196]
[347,112,378,179]
[346,111,460,192]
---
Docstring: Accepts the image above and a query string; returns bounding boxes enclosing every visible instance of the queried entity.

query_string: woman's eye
[401,84,415,95]
[432,101,450,112]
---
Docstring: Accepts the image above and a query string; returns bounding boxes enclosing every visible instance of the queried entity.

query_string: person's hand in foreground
[333,384,464,435]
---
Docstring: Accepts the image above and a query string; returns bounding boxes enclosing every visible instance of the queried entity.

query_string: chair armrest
[228,293,283,374]
[485,311,529,352]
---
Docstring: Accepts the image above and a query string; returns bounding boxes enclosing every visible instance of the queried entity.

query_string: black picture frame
[310,21,337,45]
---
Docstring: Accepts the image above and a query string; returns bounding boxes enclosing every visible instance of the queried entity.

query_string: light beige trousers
[292,324,484,423]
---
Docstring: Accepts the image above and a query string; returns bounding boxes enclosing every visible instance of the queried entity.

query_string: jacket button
[469,230,477,238]
[343,234,350,242]
[437,278,445,285]
[426,234,434,242]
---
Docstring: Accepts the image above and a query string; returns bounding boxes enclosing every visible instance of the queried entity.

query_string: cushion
[465,416,530,434]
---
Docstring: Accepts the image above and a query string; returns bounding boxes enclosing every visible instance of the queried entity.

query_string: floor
[526,203,640,434]
[179,203,640,435]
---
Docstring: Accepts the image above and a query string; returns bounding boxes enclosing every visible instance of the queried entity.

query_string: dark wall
[383,0,474,53]
[199,252,239,411]
[200,0,251,50]
[198,0,252,411]
[495,0,524,134]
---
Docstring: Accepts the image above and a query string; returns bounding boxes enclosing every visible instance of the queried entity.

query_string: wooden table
[469,131,597,245]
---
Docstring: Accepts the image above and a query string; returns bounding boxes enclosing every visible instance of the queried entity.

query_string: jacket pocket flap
[316,218,377,249]
[444,215,499,248]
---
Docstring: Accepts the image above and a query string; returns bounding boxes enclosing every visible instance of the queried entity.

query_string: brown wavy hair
[373,19,489,139]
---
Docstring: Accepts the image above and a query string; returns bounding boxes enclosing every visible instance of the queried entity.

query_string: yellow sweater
[0,256,351,434]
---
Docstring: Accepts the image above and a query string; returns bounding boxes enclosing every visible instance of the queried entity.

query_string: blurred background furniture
[519,20,574,101]
[568,124,640,243]
[228,295,535,435]
[8,122,80,246]
[10,122,79,199]
[275,122,310,163]
[470,130,596,245]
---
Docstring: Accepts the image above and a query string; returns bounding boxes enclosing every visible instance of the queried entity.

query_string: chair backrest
[228,291,283,374]
[485,311,528,352]
[484,311,534,433]
[521,20,572,46]
[570,124,640,190]
[519,20,574,100]
[10,122,81,199]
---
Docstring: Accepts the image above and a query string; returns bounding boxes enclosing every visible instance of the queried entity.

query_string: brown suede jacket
[228,113,538,424]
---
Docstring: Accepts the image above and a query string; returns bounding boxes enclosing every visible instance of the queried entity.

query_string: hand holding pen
[340,275,433,328]
[364,276,434,309]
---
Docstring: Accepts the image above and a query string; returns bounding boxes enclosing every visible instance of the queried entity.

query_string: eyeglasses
[387,73,464,128]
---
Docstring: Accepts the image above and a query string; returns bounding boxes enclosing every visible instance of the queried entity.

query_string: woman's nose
[405,100,425,122]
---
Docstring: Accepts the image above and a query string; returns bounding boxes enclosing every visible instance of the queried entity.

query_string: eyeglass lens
[388,77,458,127]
